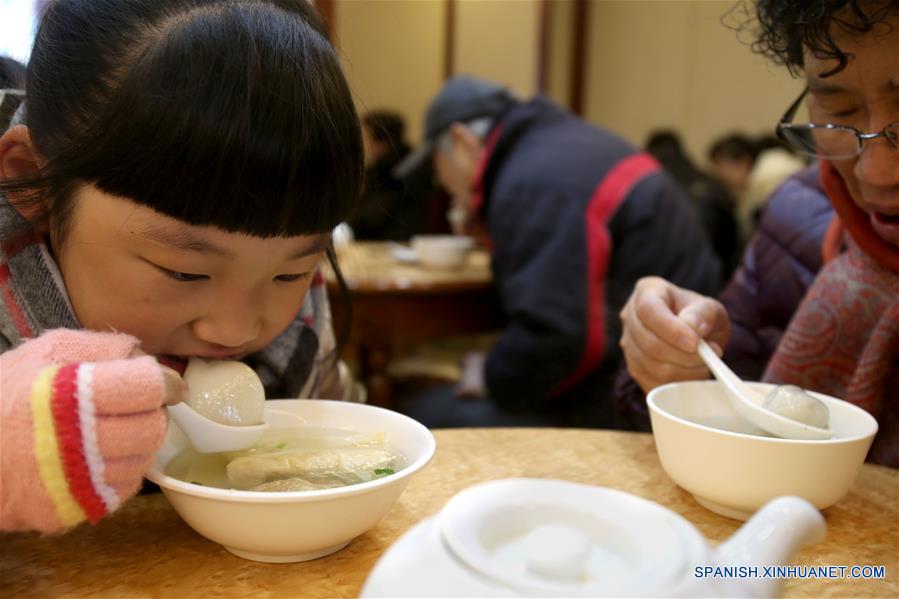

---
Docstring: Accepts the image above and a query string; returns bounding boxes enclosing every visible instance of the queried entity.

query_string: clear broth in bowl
[165,427,406,492]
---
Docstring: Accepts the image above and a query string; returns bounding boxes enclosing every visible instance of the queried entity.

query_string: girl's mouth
[158,355,189,375]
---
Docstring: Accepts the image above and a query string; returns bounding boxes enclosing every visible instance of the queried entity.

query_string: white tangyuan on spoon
[182,358,265,426]
[763,384,830,429]
[696,340,831,439]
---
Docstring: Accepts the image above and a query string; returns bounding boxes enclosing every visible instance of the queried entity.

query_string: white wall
[0,0,39,64]
[453,0,542,98]
[584,0,803,164]
[335,0,446,144]
[333,0,804,161]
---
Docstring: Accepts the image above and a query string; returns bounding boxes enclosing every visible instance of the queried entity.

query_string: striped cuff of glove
[30,363,121,527]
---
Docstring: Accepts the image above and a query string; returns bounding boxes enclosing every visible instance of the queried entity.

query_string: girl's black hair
[730,0,898,77]
[4,0,362,241]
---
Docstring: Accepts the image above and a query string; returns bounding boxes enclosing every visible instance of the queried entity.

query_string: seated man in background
[394,76,721,428]
[617,0,898,466]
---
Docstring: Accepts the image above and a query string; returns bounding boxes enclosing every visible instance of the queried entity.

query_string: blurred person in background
[618,0,898,466]
[393,76,721,428]
[707,132,757,199]
[0,56,26,130]
[348,110,428,241]
[709,131,806,241]
[647,130,741,278]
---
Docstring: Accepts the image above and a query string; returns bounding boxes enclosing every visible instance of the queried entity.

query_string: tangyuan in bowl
[647,381,877,520]
[146,399,436,562]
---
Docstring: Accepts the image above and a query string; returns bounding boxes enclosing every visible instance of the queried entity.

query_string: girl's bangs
[60,4,362,238]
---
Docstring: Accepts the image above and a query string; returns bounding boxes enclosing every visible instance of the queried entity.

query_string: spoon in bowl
[696,340,831,440]
[166,403,269,453]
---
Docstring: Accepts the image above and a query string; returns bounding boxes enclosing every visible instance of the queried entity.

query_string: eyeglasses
[776,87,898,160]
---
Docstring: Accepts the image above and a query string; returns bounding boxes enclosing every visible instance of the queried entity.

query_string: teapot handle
[716,496,825,593]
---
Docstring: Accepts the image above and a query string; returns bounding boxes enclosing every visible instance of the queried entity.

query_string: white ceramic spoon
[166,403,269,453]
[696,340,831,440]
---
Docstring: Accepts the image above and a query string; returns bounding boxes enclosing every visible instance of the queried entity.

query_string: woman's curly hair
[730,0,898,76]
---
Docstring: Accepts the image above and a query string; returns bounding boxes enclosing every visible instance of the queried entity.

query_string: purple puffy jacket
[615,165,834,430]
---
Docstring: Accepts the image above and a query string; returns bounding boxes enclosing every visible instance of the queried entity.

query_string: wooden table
[325,242,505,407]
[3,430,896,598]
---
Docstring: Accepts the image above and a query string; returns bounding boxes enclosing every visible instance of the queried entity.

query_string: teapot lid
[437,479,707,596]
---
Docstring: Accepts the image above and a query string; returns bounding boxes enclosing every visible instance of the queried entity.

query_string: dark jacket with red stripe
[477,97,721,421]
[614,165,834,430]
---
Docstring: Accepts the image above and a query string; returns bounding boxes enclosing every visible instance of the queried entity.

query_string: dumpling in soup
[226,446,397,489]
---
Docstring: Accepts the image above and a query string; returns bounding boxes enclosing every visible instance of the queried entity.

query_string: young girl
[0,0,363,533]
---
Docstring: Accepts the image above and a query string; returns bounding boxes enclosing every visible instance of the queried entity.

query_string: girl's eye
[275,273,310,283]
[161,268,208,282]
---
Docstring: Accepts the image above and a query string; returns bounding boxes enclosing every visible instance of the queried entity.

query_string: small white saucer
[389,245,417,263]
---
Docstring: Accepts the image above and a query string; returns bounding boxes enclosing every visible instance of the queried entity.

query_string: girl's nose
[192,300,262,350]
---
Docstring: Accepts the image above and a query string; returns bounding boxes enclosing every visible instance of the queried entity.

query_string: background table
[326,242,505,407]
[3,429,896,598]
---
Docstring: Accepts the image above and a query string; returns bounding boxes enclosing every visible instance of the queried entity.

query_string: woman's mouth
[874,211,899,224]
[869,211,899,246]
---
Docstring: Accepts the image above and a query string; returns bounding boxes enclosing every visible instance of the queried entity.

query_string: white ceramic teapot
[361,479,826,598]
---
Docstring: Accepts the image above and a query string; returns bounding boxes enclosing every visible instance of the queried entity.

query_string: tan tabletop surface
[325,241,492,291]
[2,429,896,598]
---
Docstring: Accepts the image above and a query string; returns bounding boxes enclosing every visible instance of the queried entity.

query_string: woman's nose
[855,138,899,192]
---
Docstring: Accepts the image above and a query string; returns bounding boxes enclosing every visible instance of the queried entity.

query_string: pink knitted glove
[1,329,173,533]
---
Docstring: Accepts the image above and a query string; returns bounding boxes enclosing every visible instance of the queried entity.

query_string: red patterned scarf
[764,162,898,467]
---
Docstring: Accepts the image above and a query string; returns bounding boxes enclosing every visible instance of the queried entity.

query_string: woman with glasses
[617,0,898,467]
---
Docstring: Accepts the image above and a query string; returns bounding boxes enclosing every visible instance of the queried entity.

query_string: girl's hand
[129,348,187,406]
[0,330,183,533]
[619,277,731,393]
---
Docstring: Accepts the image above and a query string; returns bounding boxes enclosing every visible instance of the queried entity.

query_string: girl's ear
[0,125,48,224]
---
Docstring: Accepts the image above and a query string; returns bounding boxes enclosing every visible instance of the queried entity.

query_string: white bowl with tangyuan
[647,380,877,520]
[147,399,436,563]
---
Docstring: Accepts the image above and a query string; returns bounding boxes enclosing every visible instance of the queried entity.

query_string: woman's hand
[619,277,731,393]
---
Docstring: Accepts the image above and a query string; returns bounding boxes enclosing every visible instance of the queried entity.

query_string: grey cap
[392,76,515,179]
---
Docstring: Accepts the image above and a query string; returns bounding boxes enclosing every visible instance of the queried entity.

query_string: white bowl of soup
[146,399,436,563]
[647,381,877,520]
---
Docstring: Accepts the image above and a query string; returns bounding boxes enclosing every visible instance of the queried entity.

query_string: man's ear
[0,124,48,224]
